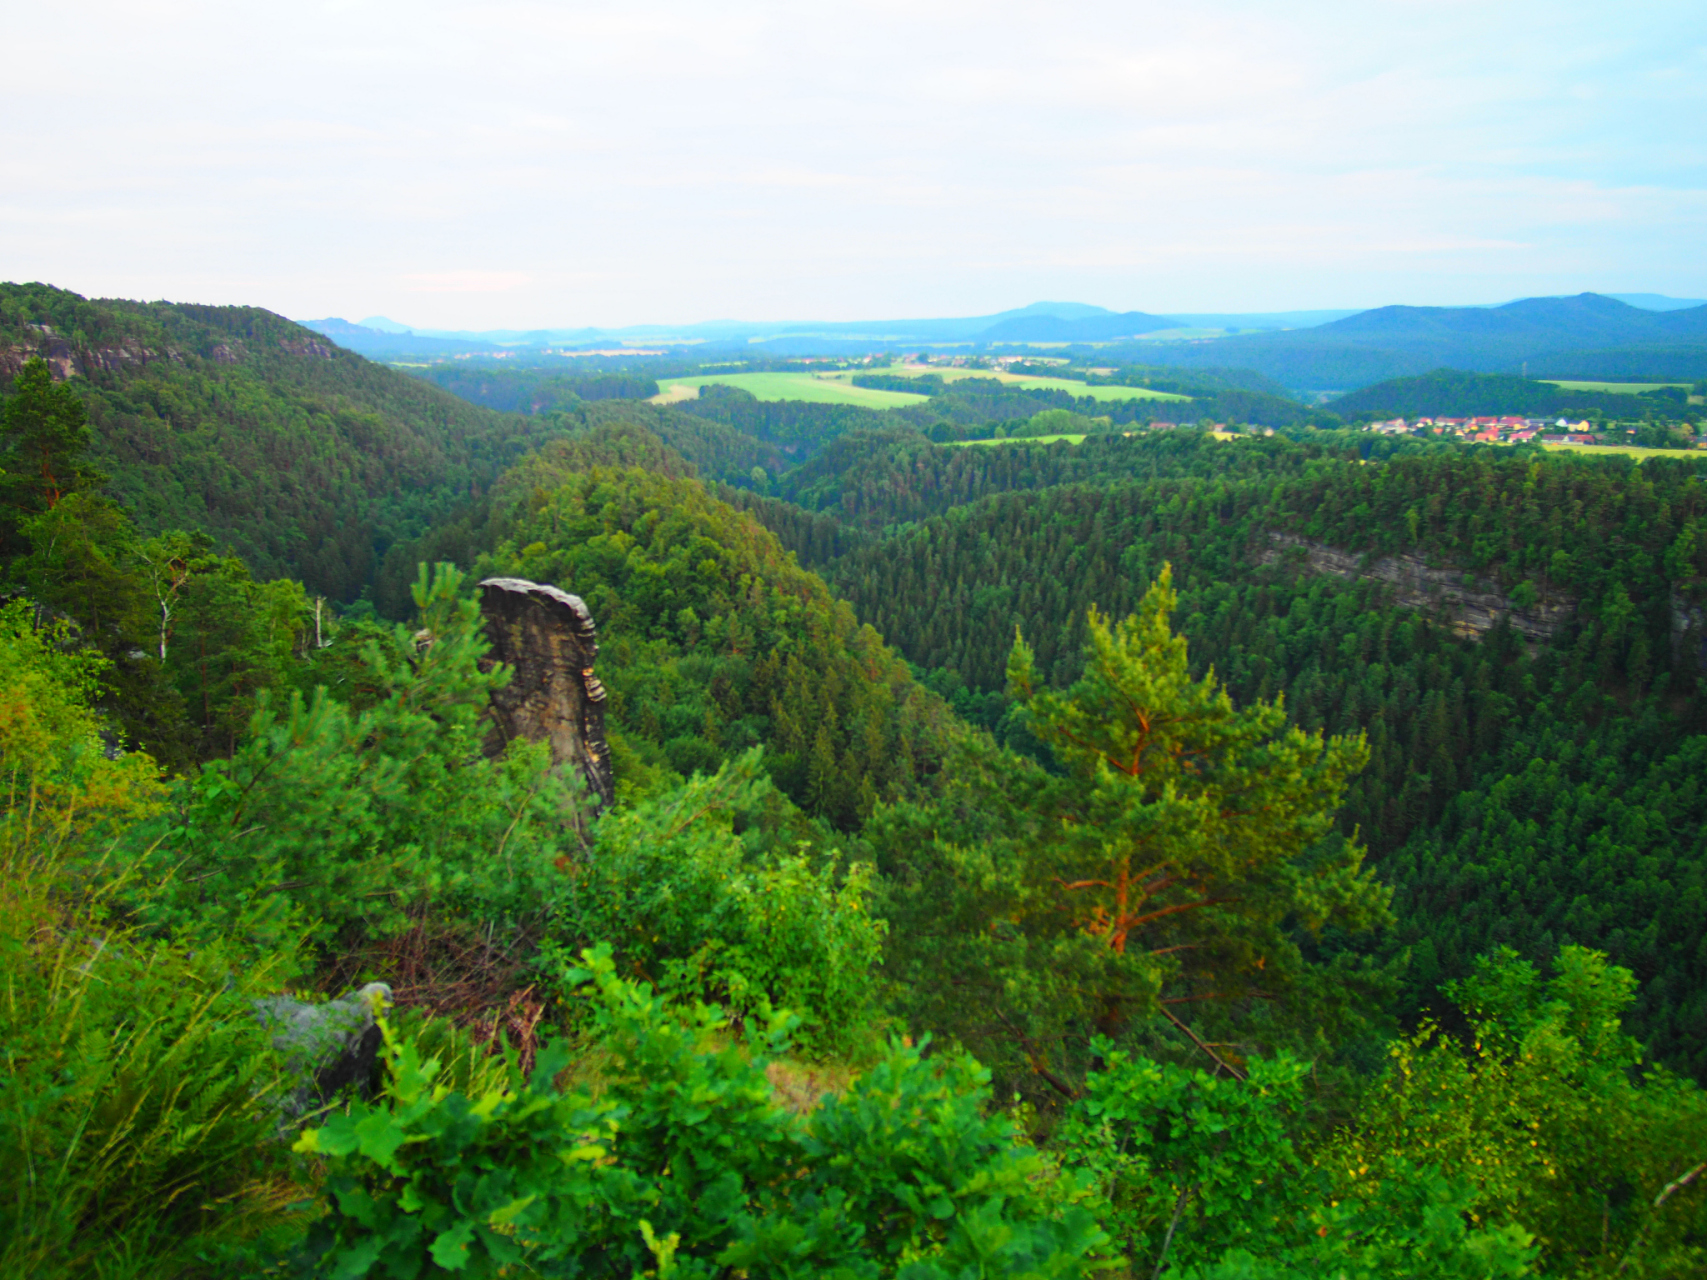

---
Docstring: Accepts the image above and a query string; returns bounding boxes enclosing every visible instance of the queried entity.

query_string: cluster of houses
[1362,416,1600,444]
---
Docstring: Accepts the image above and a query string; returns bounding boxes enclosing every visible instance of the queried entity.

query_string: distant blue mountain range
[301,299,1358,354]
[1124,294,1707,389]
[299,292,1707,389]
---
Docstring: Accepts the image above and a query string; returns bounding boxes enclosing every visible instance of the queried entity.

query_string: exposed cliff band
[1258,531,1576,643]
[477,577,614,810]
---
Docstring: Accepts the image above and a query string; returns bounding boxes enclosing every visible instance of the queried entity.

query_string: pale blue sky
[3,0,1702,327]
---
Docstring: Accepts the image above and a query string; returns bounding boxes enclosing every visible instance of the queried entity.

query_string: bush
[1335,947,1707,1277]
[298,947,1105,1279]
[1054,1042,1535,1279]
[122,565,586,954]
[549,751,886,1055]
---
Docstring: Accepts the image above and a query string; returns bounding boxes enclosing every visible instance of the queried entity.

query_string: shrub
[550,751,886,1055]
[298,947,1104,1279]
[1054,1042,1535,1279]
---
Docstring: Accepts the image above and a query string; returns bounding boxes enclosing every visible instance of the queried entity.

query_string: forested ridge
[1330,369,1702,420]
[4,314,1707,1280]
[0,283,587,599]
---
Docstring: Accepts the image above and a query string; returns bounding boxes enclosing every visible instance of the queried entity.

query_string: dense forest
[0,283,589,601]
[1330,369,1703,421]
[4,298,1706,1279]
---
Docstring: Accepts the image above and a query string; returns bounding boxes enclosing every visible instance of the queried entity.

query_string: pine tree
[1,357,105,518]
[1006,564,1388,1037]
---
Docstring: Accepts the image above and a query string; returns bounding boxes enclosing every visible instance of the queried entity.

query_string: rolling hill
[1326,369,1688,419]
[0,283,578,599]
[1129,293,1707,390]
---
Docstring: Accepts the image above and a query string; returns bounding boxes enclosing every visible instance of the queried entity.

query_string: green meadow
[653,372,929,408]
[1543,379,1693,394]
[866,364,1190,402]
[947,433,1089,447]
[1540,441,1706,460]
[650,365,1192,408]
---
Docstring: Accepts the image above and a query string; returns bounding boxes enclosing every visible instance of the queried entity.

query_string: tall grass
[0,603,305,1277]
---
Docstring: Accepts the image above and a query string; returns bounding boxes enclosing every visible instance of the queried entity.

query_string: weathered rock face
[478,577,614,809]
[1,324,184,381]
[252,981,392,1118]
[1672,583,1707,670]
[1258,532,1576,643]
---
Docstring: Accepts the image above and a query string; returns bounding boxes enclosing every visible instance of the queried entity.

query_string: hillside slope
[0,283,576,599]
[1329,369,1693,419]
[732,427,1707,1073]
[1133,294,1707,389]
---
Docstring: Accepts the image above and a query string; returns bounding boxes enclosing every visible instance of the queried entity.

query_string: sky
[3,0,1704,329]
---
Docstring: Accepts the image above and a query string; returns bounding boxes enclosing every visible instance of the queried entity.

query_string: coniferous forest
[4,283,1707,1279]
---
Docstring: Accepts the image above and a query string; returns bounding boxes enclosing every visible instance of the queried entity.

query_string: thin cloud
[401,271,532,293]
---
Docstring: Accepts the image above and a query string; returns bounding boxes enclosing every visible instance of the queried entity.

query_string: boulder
[253,981,392,1118]
[477,576,614,809]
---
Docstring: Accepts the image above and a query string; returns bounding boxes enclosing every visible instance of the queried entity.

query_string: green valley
[5,290,1707,1280]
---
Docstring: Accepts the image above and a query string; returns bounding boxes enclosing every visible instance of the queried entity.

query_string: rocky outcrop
[2,323,331,383]
[478,577,614,809]
[1258,532,1575,643]
[253,982,392,1118]
[0,324,183,381]
[280,337,338,360]
[1672,583,1707,669]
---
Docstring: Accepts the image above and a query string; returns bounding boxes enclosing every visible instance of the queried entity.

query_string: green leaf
[428,1219,477,1271]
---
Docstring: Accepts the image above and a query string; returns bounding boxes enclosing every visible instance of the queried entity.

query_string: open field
[1543,380,1693,394]
[948,429,1245,449]
[1540,441,1707,461]
[862,364,1190,402]
[947,434,1088,447]
[652,372,930,408]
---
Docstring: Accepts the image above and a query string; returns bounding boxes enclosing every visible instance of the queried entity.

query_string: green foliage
[875,572,1387,1099]
[124,564,583,954]
[8,490,325,766]
[1055,1047,1535,1279]
[1013,408,1103,437]
[11,287,1707,1279]
[552,750,886,1054]
[1005,565,1379,989]
[411,366,659,412]
[0,600,300,1276]
[0,283,585,601]
[1389,725,1707,1076]
[754,427,1707,1068]
[1337,947,1707,1277]
[473,463,961,826]
[297,947,1105,1279]
[0,355,106,523]
[1329,369,1682,421]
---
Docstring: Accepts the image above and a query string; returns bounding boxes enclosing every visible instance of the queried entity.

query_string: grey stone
[1258,532,1575,643]
[477,576,614,809]
[254,981,392,1118]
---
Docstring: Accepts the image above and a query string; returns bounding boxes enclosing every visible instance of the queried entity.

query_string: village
[1360,415,1704,447]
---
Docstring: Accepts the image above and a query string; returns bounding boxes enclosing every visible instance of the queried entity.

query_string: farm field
[1543,379,1693,394]
[652,372,929,408]
[863,364,1190,402]
[1540,441,1707,460]
[948,428,1243,449]
[947,433,1088,447]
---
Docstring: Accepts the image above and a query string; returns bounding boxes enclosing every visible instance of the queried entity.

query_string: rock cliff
[477,577,614,810]
[0,323,183,381]
[1257,532,1575,643]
